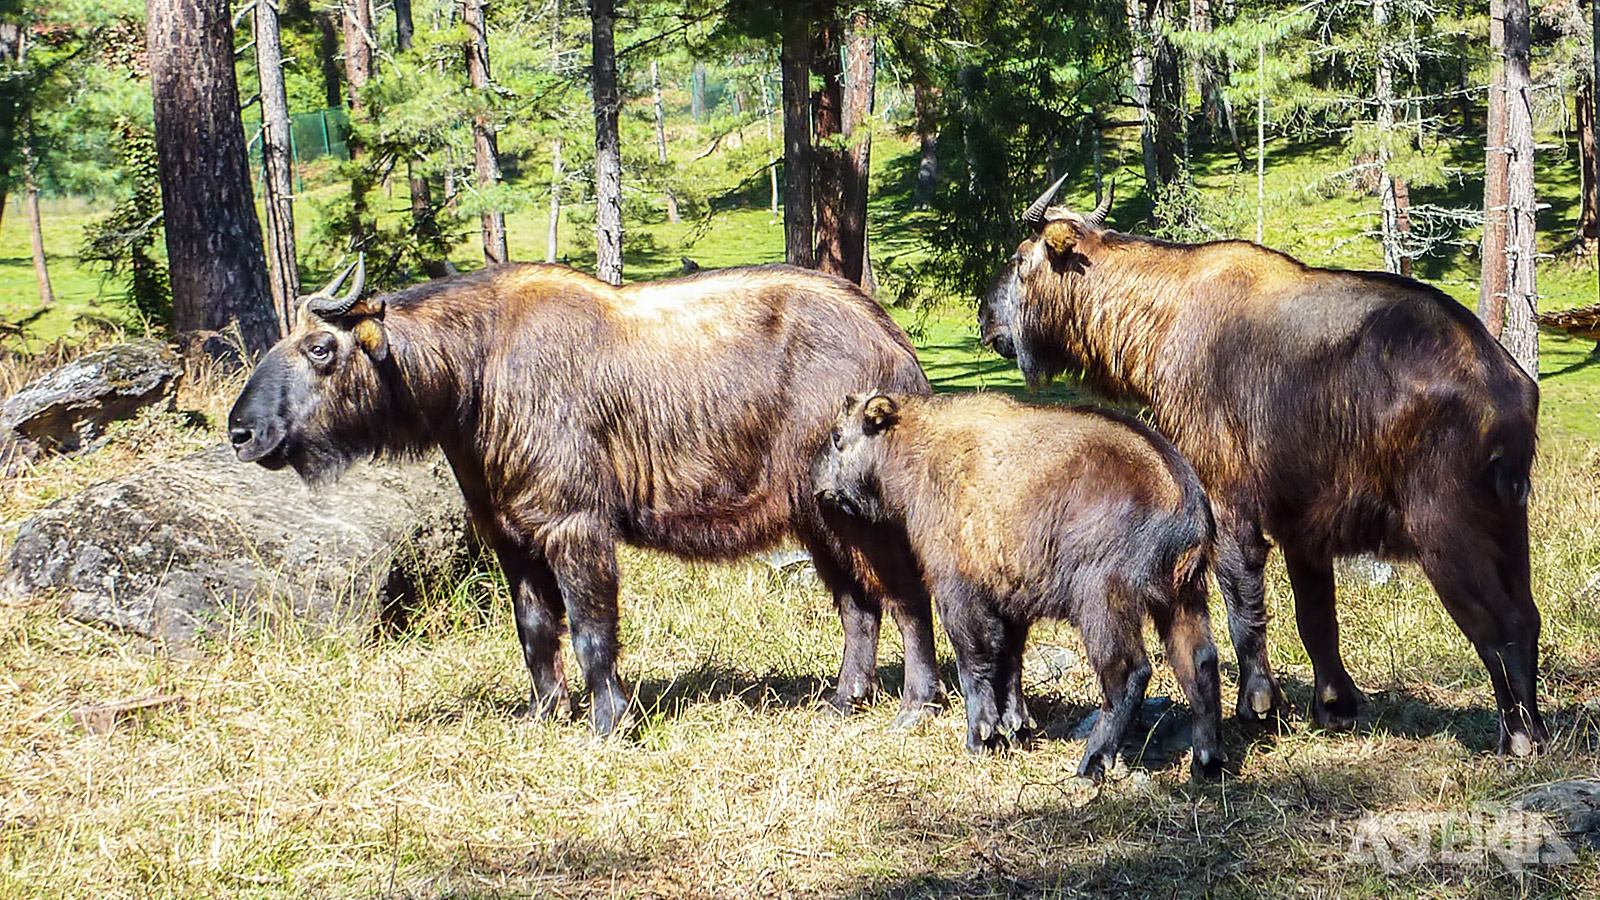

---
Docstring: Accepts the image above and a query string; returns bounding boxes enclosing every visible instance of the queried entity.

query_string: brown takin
[812,391,1224,780]
[228,260,944,735]
[980,175,1544,755]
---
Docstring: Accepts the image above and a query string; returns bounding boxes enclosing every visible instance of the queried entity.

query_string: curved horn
[1084,179,1115,226]
[306,256,367,319]
[1022,172,1071,232]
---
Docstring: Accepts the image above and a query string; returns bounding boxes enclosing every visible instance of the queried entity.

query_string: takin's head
[228,258,396,484]
[812,392,903,524]
[978,174,1112,377]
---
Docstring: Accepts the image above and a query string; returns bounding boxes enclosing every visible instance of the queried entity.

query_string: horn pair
[1022,175,1114,231]
[304,255,367,319]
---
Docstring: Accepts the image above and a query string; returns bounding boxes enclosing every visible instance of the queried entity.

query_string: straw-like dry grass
[2,345,1598,900]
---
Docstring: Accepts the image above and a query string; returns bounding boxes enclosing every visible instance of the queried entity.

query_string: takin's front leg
[1212,506,1288,726]
[882,581,947,730]
[543,514,632,737]
[491,541,572,722]
[1283,547,1364,731]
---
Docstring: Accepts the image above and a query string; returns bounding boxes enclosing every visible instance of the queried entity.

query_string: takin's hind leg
[1078,606,1154,779]
[996,616,1034,740]
[1213,506,1287,726]
[1283,547,1364,731]
[1152,590,1226,782]
[1413,509,1546,756]
[544,514,632,738]
[936,581,1009,753]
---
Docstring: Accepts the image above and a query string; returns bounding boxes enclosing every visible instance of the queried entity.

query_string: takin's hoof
[1190,748,1226,783]
[1234,675,1287,727]
[822,687,877,718]
[1501,729,1543,758]
[1310,680,1364,732]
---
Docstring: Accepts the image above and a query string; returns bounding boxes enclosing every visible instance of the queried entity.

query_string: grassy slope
[1,135,1599,899]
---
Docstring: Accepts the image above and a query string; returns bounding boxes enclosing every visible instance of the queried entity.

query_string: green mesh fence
[243,107,351,189]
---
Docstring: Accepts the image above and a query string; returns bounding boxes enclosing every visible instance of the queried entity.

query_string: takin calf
[980,176,1544,754]
[229,261,944,735]
[812,392,1224,780]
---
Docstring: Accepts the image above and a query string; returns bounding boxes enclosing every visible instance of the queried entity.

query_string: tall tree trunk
[652,60,679,224]
[1188,0,1218,138]
[1502,0,1537,378]
[912,74,938,210]
[395,0,449,278]
[1256,35,1266,244]
[1375,0,1405,275]
[780,8,814,268]
[465,0,508,265]
[315,11,343,108]
[760,59,779,216]
[16,31,50,306]
[1576,81,1599,247]
[691,61,706,121]
[812,18,845,277]
[146,0,278,356]
[547,137,562,262]
[1147,0,1182,184]
[24,154,53,306]
[1393,178,1413,277]
[341,0,373,250]
[591,0,622,284]
[1479,0,1509,336]
[341,0,372,155]
[0,22,21,232]
[841,9,873,288]
[1128,0,1156,191]
[256,0,298,333]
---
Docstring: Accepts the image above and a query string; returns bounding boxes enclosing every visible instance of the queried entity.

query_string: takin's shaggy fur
[229,262,942,734]
[980,181,1544,755]
[813,392,1224,780]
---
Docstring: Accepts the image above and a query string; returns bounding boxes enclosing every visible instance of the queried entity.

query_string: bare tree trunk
[841,9,873,288]
[591,0,622,283]
[1479,0,1509,336]
[146,0,279,356]
[760,59,779,216]
[465,0,508,265]
[315,10,343,108]
[812,19,845,277]
[1375,0,1404,275]
[256,0,298,333]
[1502,0,1537,378]
[395,0,450,278]
[341,0,372,156]
[24,161,53,306]
[1575,81,1599,247]
[1128,0,1156,191]
[1148,0,1182,184]
[547,138,562,262]
[652,60,679,224]
[1256,36,1265,244]
[0,22,20,232]
[1393,177,1413,277]
[912,74,938,210]
[691,61,706,121]
[780,9,814,268]
[1188,0,1218,138]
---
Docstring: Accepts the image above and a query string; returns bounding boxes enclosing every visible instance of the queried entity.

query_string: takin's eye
[304,333,338,367]
[831,428,844,451]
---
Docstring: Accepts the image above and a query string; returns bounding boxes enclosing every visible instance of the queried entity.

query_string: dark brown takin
[980,175,1544,755]
[813,391,1224,781]
[228,260,943,735]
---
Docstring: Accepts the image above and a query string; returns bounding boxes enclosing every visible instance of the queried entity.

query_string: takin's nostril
[229,427,254,447]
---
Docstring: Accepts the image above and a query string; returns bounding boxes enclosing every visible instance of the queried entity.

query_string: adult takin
[229,260,943,735]
[813,392,1224,780]
[980,176,1544,755]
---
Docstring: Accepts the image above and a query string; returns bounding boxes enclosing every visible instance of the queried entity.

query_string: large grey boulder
[1517,780,1600,850]
[0,340,183,464]
[5,446,473,644]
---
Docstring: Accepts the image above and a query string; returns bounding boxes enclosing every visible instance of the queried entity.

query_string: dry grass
[1,345,1598,900]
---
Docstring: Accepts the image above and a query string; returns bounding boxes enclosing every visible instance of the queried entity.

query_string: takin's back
[387,263,928,559]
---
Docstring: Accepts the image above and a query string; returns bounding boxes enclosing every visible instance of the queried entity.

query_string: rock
[72,693,185,735]
[1067,697,1194,767]
[0,340,183,462]
[1023,643,1083,686]
[5,445,473,644]
[1516,780,1600,849]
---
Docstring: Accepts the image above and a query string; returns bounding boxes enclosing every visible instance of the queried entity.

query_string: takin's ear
[351,315,389,362]
[1041,220,1081,257]
[862,394,899,435]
